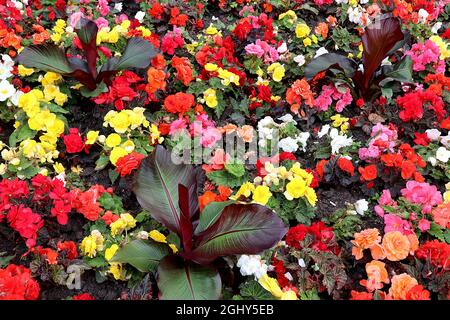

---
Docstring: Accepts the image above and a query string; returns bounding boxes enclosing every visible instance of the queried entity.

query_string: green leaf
[224,161,245,177]
[95,154,110,170]
[191,203,287,264]
[133,146,199,234]
[9,124,36,146]
[380,55,413,86]
[111,240,171,272]
[16,43,74,74]
[45,103,69,114]
[98,38,156,82]
[195,200,235,235]
[157,255,221,300]
[239,280,274,300]
[0,252,14,268]
[206,170,248,188]
[427,222,445,242]
[80,81,108,97]
[304,53,357,80]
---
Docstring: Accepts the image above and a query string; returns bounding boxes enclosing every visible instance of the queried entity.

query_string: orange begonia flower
[382,231,410,261]
[389,273,418,300]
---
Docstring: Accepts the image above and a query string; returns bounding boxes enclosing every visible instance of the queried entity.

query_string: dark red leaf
[359,16,404,91]
[178,184,193,254]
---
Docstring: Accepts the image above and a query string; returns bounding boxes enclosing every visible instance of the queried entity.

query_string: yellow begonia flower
[331,114,349,128]
[258,274,298,300]
[169,243,178,254]
[80,236,97,258]
[252,185,272,205]
[204,63,218,72]
[109,263,126,280]
[18,65,34,76]
[429,35,450,60]
[106,133,121,148]
[205,25,218,35]
[284,177,307,200]
[305,187,318,206]
[203,88,218,108]
[122,140,135,153]
[149,230,167,243]
[231,182,255,200]
[53,162,65,174]
[110,213,136,236]
[267,63,285,82]
[110,147,128,165]
[303,38,312,46]
[258,274,284,298]
[218,68,240,86]
[278,10,297,23]
[295,23,310,38]
[86,131,99,145]
[105,244,119,261]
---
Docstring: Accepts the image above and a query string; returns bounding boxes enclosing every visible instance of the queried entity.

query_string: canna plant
[16,18,156,93]
[111,146,287,300]
[305,15,413,101]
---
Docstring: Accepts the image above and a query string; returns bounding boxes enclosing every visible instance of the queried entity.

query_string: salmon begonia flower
[389,273,418,300]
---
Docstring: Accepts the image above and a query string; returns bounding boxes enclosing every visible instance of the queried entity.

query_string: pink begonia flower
[95,17,109,29]
[69,12,84,28]
[169,118,188,135]
[195,114,215,128]
[359,147,381,161]
[202,149,231,173]
[117,14,129,23]
[97,0,110,16]
[384,214,414,235]
[313,84,352,112]
[161,27,184,55]
[201,127,222,148]
[418,219,431,232]
[239,5,254,16]
[374,189,397,217]
[245,43,265,58]
[401,181,443,214]
[405,40,445,74]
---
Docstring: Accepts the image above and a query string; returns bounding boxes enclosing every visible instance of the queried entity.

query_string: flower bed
[0,0,449,300]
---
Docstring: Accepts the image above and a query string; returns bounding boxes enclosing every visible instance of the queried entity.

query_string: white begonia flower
[418,9,429,23]
[359,0,369,4]
[1,54,14,68]
[348,7,362,24]
[354,199,369,215]
[9,90,23,106]
[297,132,310,152]
[277,42,288,53]
[436,147,450,163]
[134,11,145,23]
[236,255,268,280]
[428,156,437,167]
[330,129,353,154]
[381,56,392,66]
[318,124,331,138]
[431,22,442,34]
[440,134,450,148]
[278,114,296,123]
[284,272,294,281]
[0,64,13,81]
[426,129,441,141]
[114,2,123,11]
[314,47,329,58]
[0,80,15,102]
[278,137,299,153]
[298,258,306,268]
[293,54,306,67]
